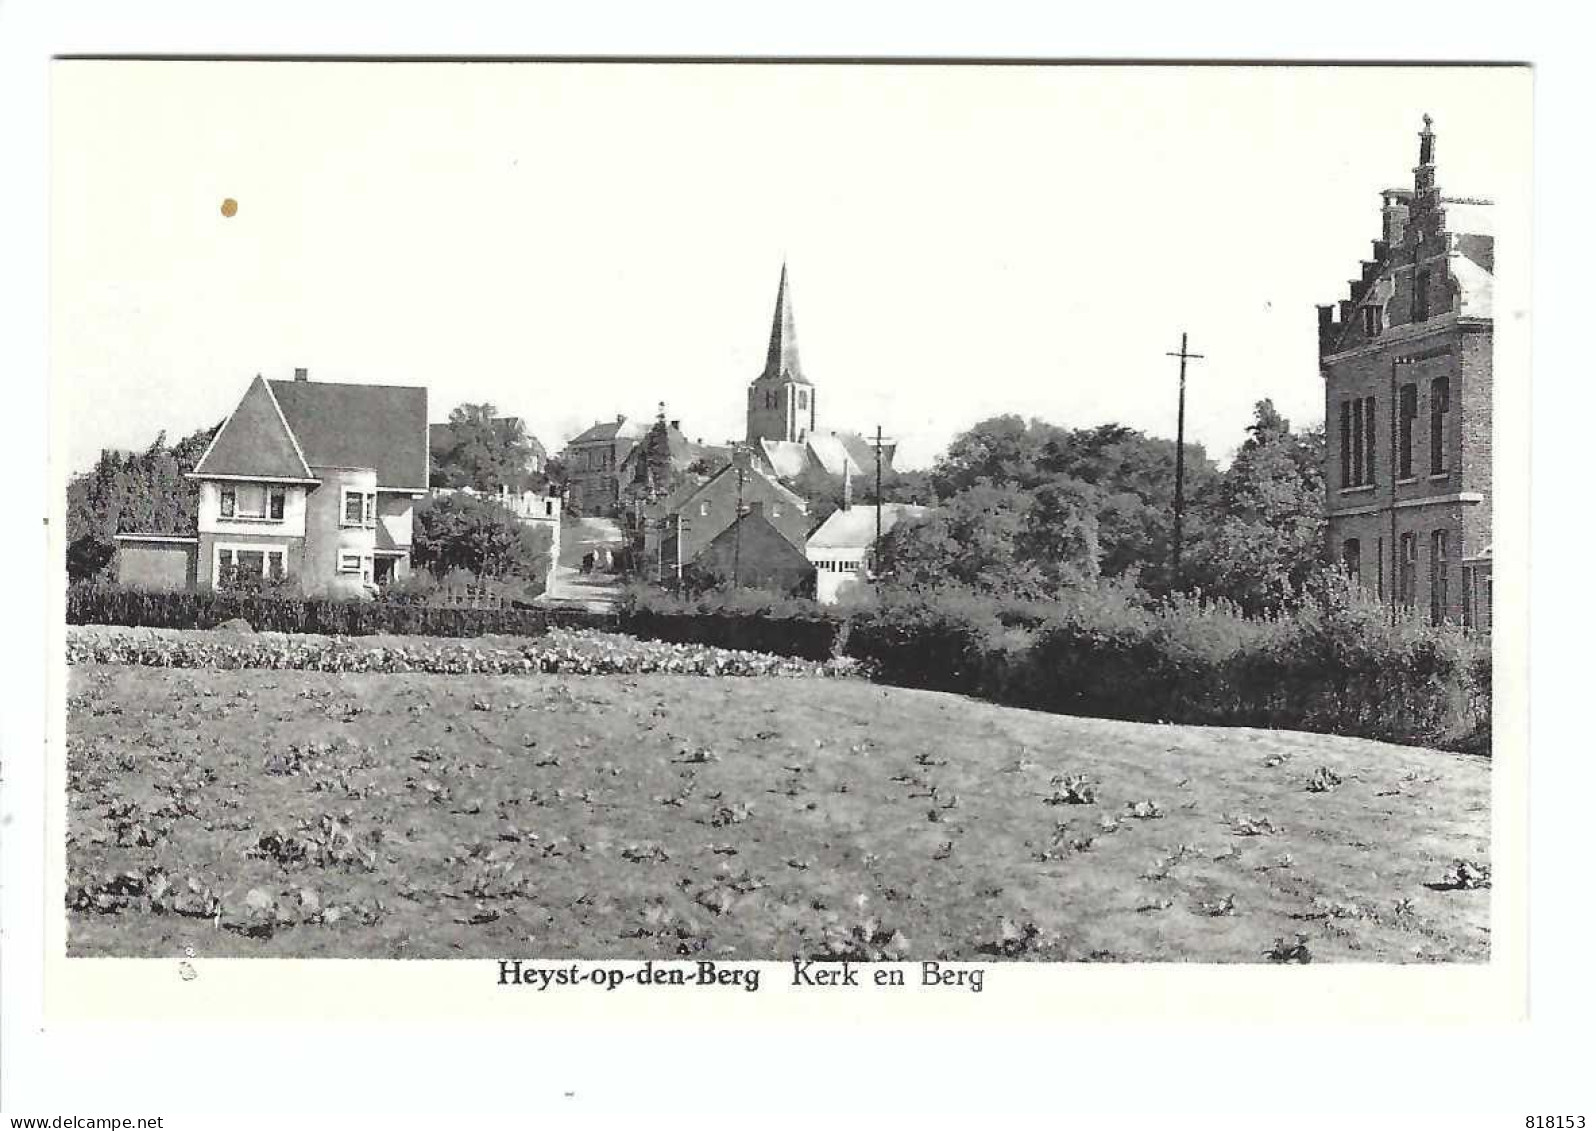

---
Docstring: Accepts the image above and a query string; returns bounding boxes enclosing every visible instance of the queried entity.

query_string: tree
[930,415,1067,498]
[66,533,115,582]
[877,483,1049,598]
[1184,400,1327,615]
[431,403,545,494]
[412,492,553,581]
[923,415,1216,593]
[66,422,220,579]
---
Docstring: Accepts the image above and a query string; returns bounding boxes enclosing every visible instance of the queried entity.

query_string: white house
[805,503,929,604]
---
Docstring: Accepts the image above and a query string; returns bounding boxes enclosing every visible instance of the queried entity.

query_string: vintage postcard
[42,59,1529,1033]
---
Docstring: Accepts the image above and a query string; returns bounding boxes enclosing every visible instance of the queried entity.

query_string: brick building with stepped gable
[1317,116,1493,630]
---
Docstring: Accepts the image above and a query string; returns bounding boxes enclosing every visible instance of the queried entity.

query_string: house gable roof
[568,417,648,446]
[269,379,429,489]
[192,376,315,481]
[695,511,815,572]
[806,503,930,550]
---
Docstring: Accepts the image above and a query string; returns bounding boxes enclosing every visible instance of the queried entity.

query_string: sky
[51,62,1530,475]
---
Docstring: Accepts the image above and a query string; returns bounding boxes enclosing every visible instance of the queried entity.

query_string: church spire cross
[762,262,807,385]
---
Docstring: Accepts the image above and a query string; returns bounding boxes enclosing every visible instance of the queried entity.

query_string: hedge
[845,585,1490,752]
[68,583,617,638]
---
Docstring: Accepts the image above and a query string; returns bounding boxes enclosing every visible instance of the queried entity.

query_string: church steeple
[746,263,817,445]
[761,263,809,386]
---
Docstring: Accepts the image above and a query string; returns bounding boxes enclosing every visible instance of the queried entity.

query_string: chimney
[616,413,626,425]
[842,462,854,511]
[670,420,681,432]
[294,367,309,382]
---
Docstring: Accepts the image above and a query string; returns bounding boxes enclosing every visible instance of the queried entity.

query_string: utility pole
[1166,333,1203,582]
[732,456,746,588]
[874,424,884,549]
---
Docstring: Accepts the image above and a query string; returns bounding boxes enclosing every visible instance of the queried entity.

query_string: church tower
[745,264,817,444]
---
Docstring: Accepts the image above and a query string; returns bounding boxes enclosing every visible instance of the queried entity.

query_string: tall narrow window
[1411,267,1431,323]
[1398,383,1418,479]
[1376,536,1384,600]
[1341,538,1361,583]
[1351,402,1365,486]
[1399,533,1417,609]
[1338,401,1351,486]
[219,488,236,518]
[1361,305,1381,338]
[1429,376,1450,475]
[1430,530,1450,625]
[1462,565,1475,629]
[1363,396,1377,484]
[268,489,286,521]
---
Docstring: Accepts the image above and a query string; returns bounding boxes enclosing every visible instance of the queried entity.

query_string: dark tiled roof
[759,263,810,386]
[568,418,647,446]
[268,379,429,489]
[192,376,315,480]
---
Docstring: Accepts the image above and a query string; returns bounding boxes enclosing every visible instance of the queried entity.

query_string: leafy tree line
[873,402,1326,615]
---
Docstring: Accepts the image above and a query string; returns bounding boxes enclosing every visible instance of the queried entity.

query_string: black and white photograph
[49,60,1523,968]
[10,15,1584,1117]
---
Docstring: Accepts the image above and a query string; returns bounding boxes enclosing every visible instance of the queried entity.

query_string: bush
[844,579,1490,752]
[68,582,608,638]
[615,584,845,661]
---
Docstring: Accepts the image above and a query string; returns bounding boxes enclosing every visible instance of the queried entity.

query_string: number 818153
[1527,1118,1585,1128]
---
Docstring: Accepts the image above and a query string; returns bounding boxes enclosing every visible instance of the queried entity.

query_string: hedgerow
[68,582,613,637]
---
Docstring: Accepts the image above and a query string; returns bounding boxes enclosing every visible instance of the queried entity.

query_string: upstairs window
[1342,395,1377,488]
[1339,402,1351,486]
[1429,377,1451,475]
[268,489,286,521]
[1361,305,1381,338]
[342,489,377,528]
[1398,383,1418,480]
[1363,397,1376,484]
[219,487,236,518]
[1411,267,1431,323]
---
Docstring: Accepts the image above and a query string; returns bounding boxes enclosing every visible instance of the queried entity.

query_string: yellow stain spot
[220,198,238,218]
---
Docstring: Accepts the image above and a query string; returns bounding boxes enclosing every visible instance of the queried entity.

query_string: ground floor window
[338,552,375,582]
[215,545,286,587]
[1340,538,1361,583]
[1430,529,1450,625]
[1398,533,1417,609]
